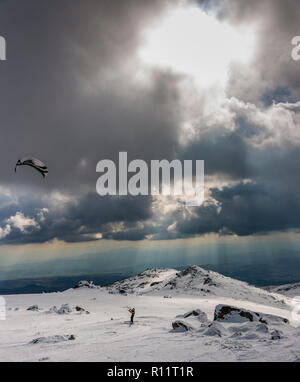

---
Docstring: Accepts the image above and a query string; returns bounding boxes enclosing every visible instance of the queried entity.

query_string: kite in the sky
[15,157,48,178]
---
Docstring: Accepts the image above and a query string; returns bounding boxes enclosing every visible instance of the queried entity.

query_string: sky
[0,0,300,280]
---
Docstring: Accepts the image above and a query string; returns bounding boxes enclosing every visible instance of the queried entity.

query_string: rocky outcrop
[172,320,193,332]
[204,322,227,337]
[57,303,72,314]
[73,280,97,289]
[27,305,39,311]
[214,304,289,325]
[183,309,208,322]
[75,306,90,314]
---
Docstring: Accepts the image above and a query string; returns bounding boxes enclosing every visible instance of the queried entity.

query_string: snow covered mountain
[0,265,300,362]
[264,282,300,298]
[105,265,286,308]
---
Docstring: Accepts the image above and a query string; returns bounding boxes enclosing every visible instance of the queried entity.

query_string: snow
[264,283,300,298]
[0,265,300,362]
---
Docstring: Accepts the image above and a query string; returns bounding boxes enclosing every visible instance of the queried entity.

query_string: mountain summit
[105,265,286,308]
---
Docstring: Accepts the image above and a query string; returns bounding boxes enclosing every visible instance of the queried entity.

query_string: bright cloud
[139,3,256,88]
[0,224,11,239]
[6,212,39,233]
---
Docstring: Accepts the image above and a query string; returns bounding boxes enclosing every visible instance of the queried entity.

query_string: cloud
[6,212,39,233]
[0,191,153,244]
[217,0,300,104]
[0,224,11,239]
[0,0,299,245]
[0,0,182,195]
[169,181,300,237]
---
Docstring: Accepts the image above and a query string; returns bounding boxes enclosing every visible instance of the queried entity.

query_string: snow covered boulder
[27,305,39,311]
[256,323,269,333]
[57,304,72,314]
[46,305,58,314]
[271,329,282,340]
[204,322,227,337]
[214,304,289,325]
[172,320,193,332]
[228,322,270,340]
[214,305,255,323]
[75,306,90,314]
[183,309,208,322]
[262,314,289,325]
[73,280,96,289]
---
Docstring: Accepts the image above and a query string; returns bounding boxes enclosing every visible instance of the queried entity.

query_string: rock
[203,277,216,286]
[165,280,177,289]
[27,305,39,311]
[179,265,200,277]
[57,304,72,314]
[172,320,193,332]
[150,281,161,287]
[73,280,96,289]
[256,323,269,333]
[214,304,289,325]
[214,305,254,323]
[183,309,208,322]
[74,306,90,314]
[271,329,282,340]
[46,305,58,313]
[30,334,75,344]
[204,322,227,337]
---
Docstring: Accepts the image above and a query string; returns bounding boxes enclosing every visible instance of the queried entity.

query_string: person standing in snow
[128,307,135,324]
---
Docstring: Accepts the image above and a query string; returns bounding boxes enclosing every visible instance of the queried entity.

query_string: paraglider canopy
[15,157,48,178]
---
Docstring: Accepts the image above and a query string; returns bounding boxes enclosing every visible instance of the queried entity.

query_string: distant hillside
[0,272,133,294]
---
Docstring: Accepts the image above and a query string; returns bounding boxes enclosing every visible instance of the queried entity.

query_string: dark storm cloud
[171,0,300,242]
[0,192,153,244]
[0,0,182,243]
[179,129,252,179]
[0,0,182,193]
[0,0,300,244]
[193,0,300,102]
[218,0,300,103]
[173,182,300,237]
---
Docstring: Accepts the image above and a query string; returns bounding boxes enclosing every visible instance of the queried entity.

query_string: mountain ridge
[103,264,287,308]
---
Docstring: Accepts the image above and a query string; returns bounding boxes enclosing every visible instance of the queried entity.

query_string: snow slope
[264,283,300,298]
[0,265,300,362]
[105,265,287,308]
